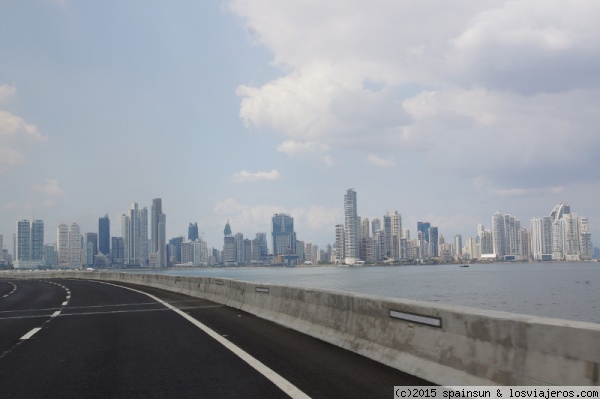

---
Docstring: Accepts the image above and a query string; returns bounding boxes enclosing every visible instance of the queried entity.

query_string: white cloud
[0,86,47,172]
[33,178,67,207]
[367,154,395,168]
[232,169,281,183]
[230,0,600,192]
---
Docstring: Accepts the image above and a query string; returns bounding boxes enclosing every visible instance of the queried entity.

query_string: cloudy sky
[2,0,600,251]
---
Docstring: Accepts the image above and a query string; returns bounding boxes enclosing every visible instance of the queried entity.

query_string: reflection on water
[132,262,600,324]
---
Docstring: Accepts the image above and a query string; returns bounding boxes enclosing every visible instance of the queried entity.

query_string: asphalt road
[0,278,429,398]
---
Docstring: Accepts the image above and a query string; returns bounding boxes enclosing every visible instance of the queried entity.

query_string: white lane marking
[21,327,42,340]
[61,301,68,306]
[51,311,61,318]
[100,281,311,399]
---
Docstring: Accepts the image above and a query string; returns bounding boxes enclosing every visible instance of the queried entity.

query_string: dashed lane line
[20,327,42,340]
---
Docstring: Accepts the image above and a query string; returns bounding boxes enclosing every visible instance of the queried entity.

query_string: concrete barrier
[4,270,599,386]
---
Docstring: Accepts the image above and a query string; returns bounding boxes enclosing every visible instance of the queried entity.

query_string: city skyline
[1,193,594,267]
[1,2,600,251]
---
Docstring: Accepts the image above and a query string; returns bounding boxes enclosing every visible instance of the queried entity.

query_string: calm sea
[132,262,600,324]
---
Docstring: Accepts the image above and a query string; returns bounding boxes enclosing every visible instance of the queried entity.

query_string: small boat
[460,264,469,268]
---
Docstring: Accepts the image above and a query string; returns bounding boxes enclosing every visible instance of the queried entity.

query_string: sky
[1,0,600,251]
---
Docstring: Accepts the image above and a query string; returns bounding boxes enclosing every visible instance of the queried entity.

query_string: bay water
[133,262,600,324]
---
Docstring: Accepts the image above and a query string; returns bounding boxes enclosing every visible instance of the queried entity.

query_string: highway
[0,278,429,398]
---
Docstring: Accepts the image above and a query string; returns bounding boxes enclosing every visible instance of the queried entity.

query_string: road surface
[0,278,430,398]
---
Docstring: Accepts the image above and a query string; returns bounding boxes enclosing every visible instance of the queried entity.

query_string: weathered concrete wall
[6,270,600,386]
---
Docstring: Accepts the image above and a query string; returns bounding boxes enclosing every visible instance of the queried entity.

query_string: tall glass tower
[98,214,110,255]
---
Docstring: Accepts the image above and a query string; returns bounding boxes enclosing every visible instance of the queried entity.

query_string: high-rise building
[235,232,245,263]
[255,233,268,259]
[417,222,431,243]
[168,236,184,265]
[111,236,125,265]
[85,233,98,256]
[98,214,110,255]
[140,206,149,266]
[429,226,439,258]
[223,220,235,264]
[15,220,31,266]
[188,223,199,242]
[57,223,69,266]
[31,220,44,262]
[492,212,505,257]
[454,234,463,256]
[391,211,402,259]
[123,202,150,266]
[68,222,81,268]
[14,219,44,268]
[151,198,166,267]
[343,189,359,264]
[272,213,296,255]
[334,224,345,263]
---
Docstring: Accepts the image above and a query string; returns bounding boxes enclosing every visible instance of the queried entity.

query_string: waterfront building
[530,202,593,261]
[492,212,505,257]
[14,219,45,268]
[168,236,184,265]
[454,234,463,256]
[151,198,166,268]
[44,244,58,267]
[188,222,199,241]
[223,221,235,264]
[15,220,31,266]
[530,216,553,261]
[429,226,439,258]
[371,218,381,236]
[68,222,81,268]
[255,233,268,259]
[272,213,296,256]
[111,237,125,265]
[296,239,305,262]
[235,232,245,263]
[479,228,493,256]
[86,233,98,256]
[383,214,392,258]
[98,214,110,255]
[122,202,150,266]
[334,224,345,264]
[391,211,402,259]
[31,220,44,263]
[243,238,252,264]
[563,213,581,261]
[57,224,69,266]
[343,189,359,264]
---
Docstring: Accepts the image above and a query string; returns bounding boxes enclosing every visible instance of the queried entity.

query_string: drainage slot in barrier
[256,287,269,294]
[389,309,442,328]
[215,280,224,285]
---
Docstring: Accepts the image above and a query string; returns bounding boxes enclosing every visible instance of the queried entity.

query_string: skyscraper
[31,220,44,262]
[14,219,44,268]
[86,232,98,256]
[272,213,296,255]
[57,223,69,266]
[344,188,359,264]
[188,222,199,242]
[15,220,31,266]
[68,222,81,268]
[98,214,110,255]
[223,220,235,264]
[151,198,166,267]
